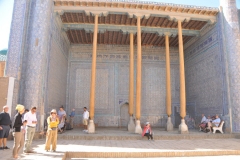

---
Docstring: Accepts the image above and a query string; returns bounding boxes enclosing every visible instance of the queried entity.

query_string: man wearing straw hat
[45,109,59,152]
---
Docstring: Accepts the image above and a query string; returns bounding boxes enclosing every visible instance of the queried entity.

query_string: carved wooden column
[178,20,188,134]
[135,16,142,134]
[165,33,173,131]
[128,32,135,132]
[89,14,99,133]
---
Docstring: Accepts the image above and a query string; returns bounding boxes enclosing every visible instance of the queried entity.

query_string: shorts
[0,125,10,138]
[83,119,88,125]
[211,123,217,127]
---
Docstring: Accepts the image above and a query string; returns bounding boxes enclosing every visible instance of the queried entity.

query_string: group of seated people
[198,114,221,133]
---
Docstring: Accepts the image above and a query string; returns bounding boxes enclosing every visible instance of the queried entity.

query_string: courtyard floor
[1,128,240,160]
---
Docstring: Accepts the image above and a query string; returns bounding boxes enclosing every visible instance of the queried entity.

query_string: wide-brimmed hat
[50,109,57,114]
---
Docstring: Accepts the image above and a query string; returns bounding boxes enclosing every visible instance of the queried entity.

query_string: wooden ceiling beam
[145,33,154,45]
[149,34,158,45]
[69,30,75,43]
[65,13,70,23]
[70,13,75,23]
[66,31,72,43]
[90,31,93,44]
[75,30,80,43]
[104,31,107,44]
[125,33,129,45]
[121,33,125,45]
[158,36,165,46]
[85,30,89,44]
[79,30,84,43]
[172,36,179,46]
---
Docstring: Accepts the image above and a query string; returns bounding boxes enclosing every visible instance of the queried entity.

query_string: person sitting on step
[199,114,207,131]
[142,122,153,140]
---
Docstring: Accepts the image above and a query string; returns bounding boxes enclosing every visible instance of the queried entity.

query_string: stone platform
[2,128,240,160]
[57,127,237,140]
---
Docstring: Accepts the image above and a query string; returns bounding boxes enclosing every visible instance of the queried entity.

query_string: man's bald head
[3,105,9,112]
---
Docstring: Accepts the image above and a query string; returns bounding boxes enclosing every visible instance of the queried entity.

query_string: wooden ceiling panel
[61,13,207,30]
[66,30,194,47]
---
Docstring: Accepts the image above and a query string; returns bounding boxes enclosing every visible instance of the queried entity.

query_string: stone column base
[135,120,142,134]
[88,120,95,133]
[166,117,173,131]
[128,116,135,132]
[179,119,189,134]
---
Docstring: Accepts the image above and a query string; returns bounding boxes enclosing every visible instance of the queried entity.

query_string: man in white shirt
[83,107,89,132]
[207,114,221,132]
[23,107,37,153]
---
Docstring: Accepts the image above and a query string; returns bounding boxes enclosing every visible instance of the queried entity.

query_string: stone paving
[1,128,240,160]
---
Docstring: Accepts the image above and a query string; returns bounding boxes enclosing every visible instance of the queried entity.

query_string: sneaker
[52,150,56,152]
[4,146,10,149]
[0,147,3,150]
[83,130,86,132]
[85,130,88,133]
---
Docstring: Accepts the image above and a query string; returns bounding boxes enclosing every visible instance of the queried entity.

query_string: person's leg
[0,138,2,148]
[0,130,3,148]
[149,133,153,140]
[45,130,52,151]
[28,128,35,150]
[144,133,150,140]
[3,138,7,147]
[17,131,25,155]
[12,132,21,157]
[23,127,32,152]
[70,117,74,129]
[52,130,57,151]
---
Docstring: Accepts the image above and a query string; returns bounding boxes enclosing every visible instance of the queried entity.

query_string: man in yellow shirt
[45,109,59,152]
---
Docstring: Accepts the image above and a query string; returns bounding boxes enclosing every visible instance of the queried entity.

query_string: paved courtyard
[1,128,240,160]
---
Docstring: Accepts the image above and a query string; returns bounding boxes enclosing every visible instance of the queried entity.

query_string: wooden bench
[212,121,224,134]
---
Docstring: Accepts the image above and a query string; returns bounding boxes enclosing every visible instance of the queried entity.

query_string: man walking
[23,106,37,153]
[83,107,89,132]
[69,108,75,129]
[0,106,12,150]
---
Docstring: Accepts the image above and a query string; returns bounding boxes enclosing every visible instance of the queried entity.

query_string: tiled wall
[45,17,70,114]
[184,19,227,125]
[68,45,180,127]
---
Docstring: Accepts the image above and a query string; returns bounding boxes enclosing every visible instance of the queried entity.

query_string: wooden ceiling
[54,1,218,17]
[61,13,208,30]
[66,30,193,47]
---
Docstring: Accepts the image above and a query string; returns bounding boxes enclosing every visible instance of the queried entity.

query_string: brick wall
[68,44,180,127]
[0,77,9,110]
[0,62,5,77]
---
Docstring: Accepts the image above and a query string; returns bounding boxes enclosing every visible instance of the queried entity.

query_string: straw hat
[50,109,57,114]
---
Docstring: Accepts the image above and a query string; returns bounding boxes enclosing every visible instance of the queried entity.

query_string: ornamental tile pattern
[68,45,179,127]
[185,19,226,125]
[220,0,240,132]
[5,0,28,78]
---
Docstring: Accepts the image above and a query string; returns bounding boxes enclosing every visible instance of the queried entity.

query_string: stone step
[58,133,236,140]
[63,150,240,159]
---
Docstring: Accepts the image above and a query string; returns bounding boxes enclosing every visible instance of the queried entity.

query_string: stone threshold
[63,150,240,159]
